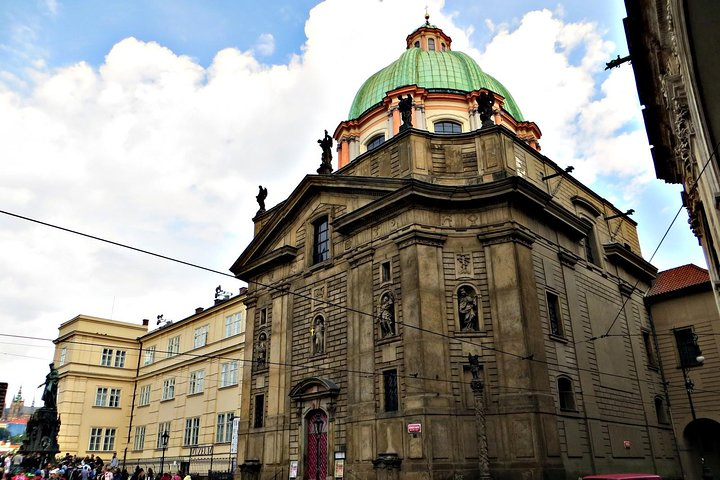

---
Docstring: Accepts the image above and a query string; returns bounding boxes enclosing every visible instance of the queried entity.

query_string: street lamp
[160,430,170,476]
[313,416,324,480]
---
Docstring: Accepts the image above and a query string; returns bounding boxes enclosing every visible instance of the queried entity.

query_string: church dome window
[434,121,462,134]
[413,40,420,48]
[366,134,385,151]
[428,38,435,51]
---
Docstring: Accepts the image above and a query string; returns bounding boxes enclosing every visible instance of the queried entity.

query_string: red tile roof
[646,264,710,297]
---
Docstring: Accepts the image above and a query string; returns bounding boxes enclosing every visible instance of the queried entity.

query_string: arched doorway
[305,410,327,480]
[683,418,720,478]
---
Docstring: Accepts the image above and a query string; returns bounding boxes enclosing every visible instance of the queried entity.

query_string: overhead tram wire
[597,139,720,340]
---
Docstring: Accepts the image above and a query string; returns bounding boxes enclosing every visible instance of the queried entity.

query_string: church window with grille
[434,121,461,134]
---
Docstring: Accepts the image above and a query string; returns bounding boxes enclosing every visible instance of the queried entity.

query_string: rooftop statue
[477,91,495,129]
[398,94,413,131]
[256,185,267,214]
[317,130,334,174]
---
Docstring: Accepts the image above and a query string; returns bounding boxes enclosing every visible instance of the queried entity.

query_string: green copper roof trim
[348,48,524,121]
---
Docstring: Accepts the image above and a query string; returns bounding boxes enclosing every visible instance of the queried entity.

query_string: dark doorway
[684,418,720,479]
[305,410,327,480]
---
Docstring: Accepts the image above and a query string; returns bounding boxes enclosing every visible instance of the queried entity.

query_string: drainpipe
[123,336,143,470]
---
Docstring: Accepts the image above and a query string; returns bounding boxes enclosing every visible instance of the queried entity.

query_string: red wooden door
[306,411,327,480]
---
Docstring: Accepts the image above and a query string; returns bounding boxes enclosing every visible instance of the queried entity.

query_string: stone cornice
[603,242,657,283]
[558,249,579,268]
[234,245,298,282]
[392,229,447,250]
[347,245,375,267]
[476,222,536,247]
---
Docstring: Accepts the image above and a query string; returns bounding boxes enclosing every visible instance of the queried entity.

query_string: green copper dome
[348,48,524,121]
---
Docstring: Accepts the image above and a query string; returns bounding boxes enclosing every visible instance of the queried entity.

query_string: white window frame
[144,346,156,365]
[108,388,121,408]
[95,387,108,407]
[88,427,116,451]
[183,417,200,446]
[162,378,176,400]
[224,312,245,338]
[139,385,151,406]
[193,325,209,348]
[216,412,234,443]
[114,350,126,368]
[220,361,238,387]
[133,425,146,450]
[101,348,113,366]
[189,369,205,395]
[157,422,171,449]
[167,336,180,357]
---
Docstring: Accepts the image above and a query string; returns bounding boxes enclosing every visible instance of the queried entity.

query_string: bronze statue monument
[317,130,333,174]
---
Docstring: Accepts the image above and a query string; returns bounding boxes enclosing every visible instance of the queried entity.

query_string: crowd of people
[0,453,191,480]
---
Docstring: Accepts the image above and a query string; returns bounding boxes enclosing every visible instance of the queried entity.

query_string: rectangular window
[59,347,67,366]
[546,291,563,337]
[383,369,399,412]
[162,378,175,400]
[167,336,180,357]
[193,325,209,349]
[144,346,156,365]
[139,385,151,406]
[88,428,116,451]
[133,426,146,451]
[643,330,659,368]
[674,327,703,367]
[585,226,601,266]
[183,417,200,446]
[189,370,205,395]
[216,412,234,443]
[114,350,126,368]
[312,217,330,264]
[157,422,171,449]
[253,395,265,428]
[259,308,267,325]
[220,361,238,387]
[108,388,121,408]
[381,261,391,283]
[101,348,113,366]
[95,387,108,407]
[225,312,245,338]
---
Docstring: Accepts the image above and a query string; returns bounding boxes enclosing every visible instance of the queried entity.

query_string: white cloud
[44,0,59,16]
[254,33,276,56]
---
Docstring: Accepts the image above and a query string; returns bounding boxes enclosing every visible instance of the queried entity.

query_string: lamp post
[160,430,170,476]
[313,416,324,480]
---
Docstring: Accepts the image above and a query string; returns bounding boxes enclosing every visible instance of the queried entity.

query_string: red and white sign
[407,423,422,434]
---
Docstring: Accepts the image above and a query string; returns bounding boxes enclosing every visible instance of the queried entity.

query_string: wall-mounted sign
[289,460,298,478]
[334,459,345,478]
[407,423,422,434]
[230,417,239,454]
[623,440,631,449]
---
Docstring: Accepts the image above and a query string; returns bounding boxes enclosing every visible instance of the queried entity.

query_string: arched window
[366,134,385,152]
[312,315,325,355]
[428,38,435,50]
[557,377,576,411]
[413,40,420,48]
[434,121,462,134]
[378,292,396,338]
[441,43,446,51]
[655,396,669,424]
[457,286,479,332]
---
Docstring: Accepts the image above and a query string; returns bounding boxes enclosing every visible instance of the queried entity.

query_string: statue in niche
[458,287,479,331]
[379,292,396,338]
[468,353,481,380]
[312,316,325,354]
[477,91,495,129]
[255,332,267,368]
[256,185,268,214]
[317,130,334,174]
[397,94,413,131]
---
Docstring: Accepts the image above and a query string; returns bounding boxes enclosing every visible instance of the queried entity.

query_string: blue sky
[0,0,705,408]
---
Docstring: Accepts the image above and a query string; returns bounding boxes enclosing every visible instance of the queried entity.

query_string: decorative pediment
[571,195,602,218]
[288,377,340,402]
[603,242,658,283]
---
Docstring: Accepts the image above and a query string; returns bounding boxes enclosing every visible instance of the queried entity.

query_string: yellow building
[53,288,246,474]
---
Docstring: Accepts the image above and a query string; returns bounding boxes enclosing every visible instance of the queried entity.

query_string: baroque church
[231,17,678,480]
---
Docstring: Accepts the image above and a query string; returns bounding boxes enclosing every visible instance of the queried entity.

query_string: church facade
[231,20,679,480]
